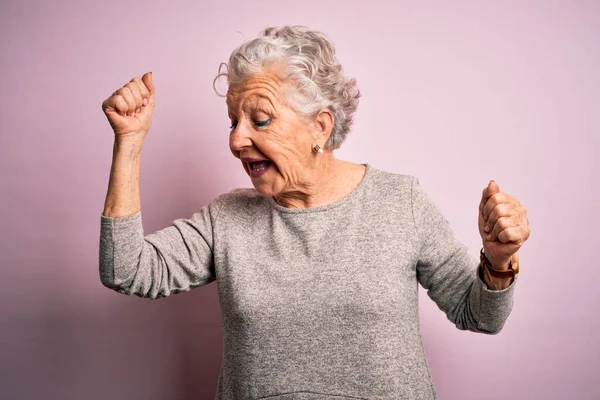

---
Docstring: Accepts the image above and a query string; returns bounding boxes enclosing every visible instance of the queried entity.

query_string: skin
[226,66,366,209]
[478,180,531,289]
[101,72,155,218]
[100,71,530,291]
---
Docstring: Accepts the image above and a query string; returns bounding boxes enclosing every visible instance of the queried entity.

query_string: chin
[250,180,278,197]
[244,161,282,197]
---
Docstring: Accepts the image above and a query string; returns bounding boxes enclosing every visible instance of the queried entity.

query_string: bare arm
[102,137,144,218]
[98,72,218,299]
[101,71,154,217]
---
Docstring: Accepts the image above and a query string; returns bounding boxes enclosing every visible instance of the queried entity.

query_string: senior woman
[99,26,530,400]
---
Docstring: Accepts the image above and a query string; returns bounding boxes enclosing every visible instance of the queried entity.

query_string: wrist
[480,265,514,290]
[491,259,511,271]
[114,136,144,157]
[479,248,519,290]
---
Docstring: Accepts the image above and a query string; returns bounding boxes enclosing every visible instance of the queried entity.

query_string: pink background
[1,1,598,399]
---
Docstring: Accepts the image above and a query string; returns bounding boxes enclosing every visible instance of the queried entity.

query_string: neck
[273,154,356,209]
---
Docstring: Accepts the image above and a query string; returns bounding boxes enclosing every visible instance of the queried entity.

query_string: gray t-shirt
[99,163,516,400]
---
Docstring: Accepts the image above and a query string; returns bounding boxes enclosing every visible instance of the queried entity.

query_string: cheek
[262,141,304,171]
[267,125,311,157]
[252,129,286,158]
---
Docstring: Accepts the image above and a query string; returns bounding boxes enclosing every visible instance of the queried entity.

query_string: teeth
[249,160,270,172]
[253,164,267,171]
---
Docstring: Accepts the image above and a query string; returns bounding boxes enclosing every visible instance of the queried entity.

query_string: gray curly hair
[213,26,361,150]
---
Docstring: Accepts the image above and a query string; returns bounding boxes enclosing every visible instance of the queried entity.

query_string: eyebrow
[226,93,276,111]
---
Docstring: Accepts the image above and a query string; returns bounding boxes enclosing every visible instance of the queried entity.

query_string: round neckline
[267,163,373,214]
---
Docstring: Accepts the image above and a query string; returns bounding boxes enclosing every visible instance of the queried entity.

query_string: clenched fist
[102,71,155,139]
[478,180,530,270]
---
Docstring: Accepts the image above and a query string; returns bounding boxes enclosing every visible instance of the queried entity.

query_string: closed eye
[229,118,271,131]
[255,118,271,127]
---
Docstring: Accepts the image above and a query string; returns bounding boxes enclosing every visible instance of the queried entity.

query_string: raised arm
[99,72,219,299]
[411,177,517,334]
[101,71,154,218]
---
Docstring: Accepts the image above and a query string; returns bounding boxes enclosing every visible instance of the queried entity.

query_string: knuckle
[118,96,130,108]
[117,87,130,96]
[497,217,508,230]
[496,203,507,214]
[125,82,139,92]
[139,86,150,97]
[114,97,125,110]
[490,202,500,215]
[520,213,527,225]
[512,206,521,216]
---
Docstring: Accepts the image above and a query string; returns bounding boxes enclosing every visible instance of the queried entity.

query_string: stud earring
[313,144,323,154]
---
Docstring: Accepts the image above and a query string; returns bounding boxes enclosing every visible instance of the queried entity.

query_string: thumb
[142,71,155,103]
[488,179,500,194]
[480,179,501,214]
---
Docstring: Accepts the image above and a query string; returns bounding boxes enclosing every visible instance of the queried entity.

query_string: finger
[488,213,518,241]
[113,95,129,115]
[132,76,150,105]
[483,192,512,222]
[116,87,136,116]
[484,202,516,234]
[480,180,500,215]
[497,225,527,245]
[125,81,143,113]
[103,93,129,116]
[141,71,155,103]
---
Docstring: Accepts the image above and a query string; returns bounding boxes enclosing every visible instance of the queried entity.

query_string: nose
[229,121,253,153]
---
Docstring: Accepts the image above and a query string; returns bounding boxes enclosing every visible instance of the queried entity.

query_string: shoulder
[367,165,417,198]
[356,165,422,221]
[209,187,267,218]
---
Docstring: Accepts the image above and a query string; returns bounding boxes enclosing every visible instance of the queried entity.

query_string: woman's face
[226,70,324,197]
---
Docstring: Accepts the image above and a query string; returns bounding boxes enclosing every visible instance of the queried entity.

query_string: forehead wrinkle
[227,93,278,117]
[226,76,282,111]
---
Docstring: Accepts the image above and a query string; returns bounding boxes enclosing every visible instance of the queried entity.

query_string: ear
[313,108,335,144]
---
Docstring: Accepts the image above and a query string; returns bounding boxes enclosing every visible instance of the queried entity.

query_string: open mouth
[244,159,273,178]
[248,160,272,172]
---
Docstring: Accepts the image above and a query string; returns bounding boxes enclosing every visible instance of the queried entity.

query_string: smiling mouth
[244,159,273,178]
[248,160,272,172]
